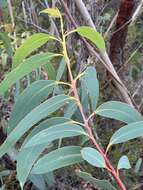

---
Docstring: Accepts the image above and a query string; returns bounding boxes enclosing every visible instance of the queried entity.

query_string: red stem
[72,81,126,190]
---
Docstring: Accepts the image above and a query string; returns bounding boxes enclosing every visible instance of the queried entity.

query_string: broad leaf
[12,33,56,68]
[23,122,87,148]
[81,147,106,168]
[76,26,106,51]
[40,8,61,18]
[0,32,13,57]
[81,66,99,110]
[31,146,83,174]
[76,171,117,190]
[109,121,143,146]
[0,95,73,157]
[117,155,131,170]
[8,80,57,134]
[96,101,143,124]
[0,53,60,96]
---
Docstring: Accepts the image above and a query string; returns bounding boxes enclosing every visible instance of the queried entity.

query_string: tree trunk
[109,0,136,68]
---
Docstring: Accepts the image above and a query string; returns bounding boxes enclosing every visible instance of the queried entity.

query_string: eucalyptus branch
[60,15,126,190]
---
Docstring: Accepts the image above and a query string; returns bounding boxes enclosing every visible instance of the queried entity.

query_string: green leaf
[0,95,73,157]
[76,171,117,190]
[12,33,56,68]
[76,26,106,51]
[117,155,131,170]
[134,158,142,173]
[31,146,83,174]
[23,117,71,145]
[81,147,106,168]
[0,52,60,96]
[56,58,66,81]
[17,144,49,188]
[8,80,57,134]
[23,122,87,148]
[0,0,7,8]
[43,63,56,80]
[109,121,143,146]
[29,174,46,190]
[17,117,71,187]
[43,172,55,188]
[96,101,143,124]
[64,101,77,118]
[40,8,61,18]
[81,66,99,110]
[0,32,13,57]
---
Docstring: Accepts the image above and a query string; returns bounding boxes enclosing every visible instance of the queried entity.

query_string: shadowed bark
[109,0,136,68]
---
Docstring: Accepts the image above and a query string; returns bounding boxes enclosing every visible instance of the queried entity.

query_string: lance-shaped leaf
[117,155,131,170]
[23,122,87,148]
[40,8,61,18]
[29,174,46,190]
[64,101,77,118]
[8,80,57,134]
[17,144,49,188]
[0,32,13,57]
[23,117,71,145]
[0,95,73,158]
[109,121,143,147]
[17,117,71,187]
[31,146,83,174]
[43,64,56,80]
[76,171,117,190]
[12,33,57,68]
[76,26,106,52]
[134,158,142,173]
[96,101,143,124]
[81,66,99,110]
[0,52,60,96]
[81,147,106,168]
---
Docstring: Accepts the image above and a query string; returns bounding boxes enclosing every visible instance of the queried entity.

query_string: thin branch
[60,0,136,108]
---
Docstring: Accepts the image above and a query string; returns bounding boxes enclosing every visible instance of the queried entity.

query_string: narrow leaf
[17,144,49,188]
[8,80,57,134]
[81,147,106,168]
[40,8,61,18]
[0,32,13,57]
[96,101,143,124]
[43,64,56,80]
[12,33,56,68]
[134,158,142,173]
[64,101,77,118]
[109,121,143,146]
[56,58,66,81]
[117,155,131,170]
[0,53,60,96]
[23,122,87,148]
[23,117,71,145]
[81,66,99,110]
[29,174,46,190]
[17,117,71,187]
[31,146,83,174]
[0,95,73,157]
[76,26,106,51]
[76,171,117,190]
